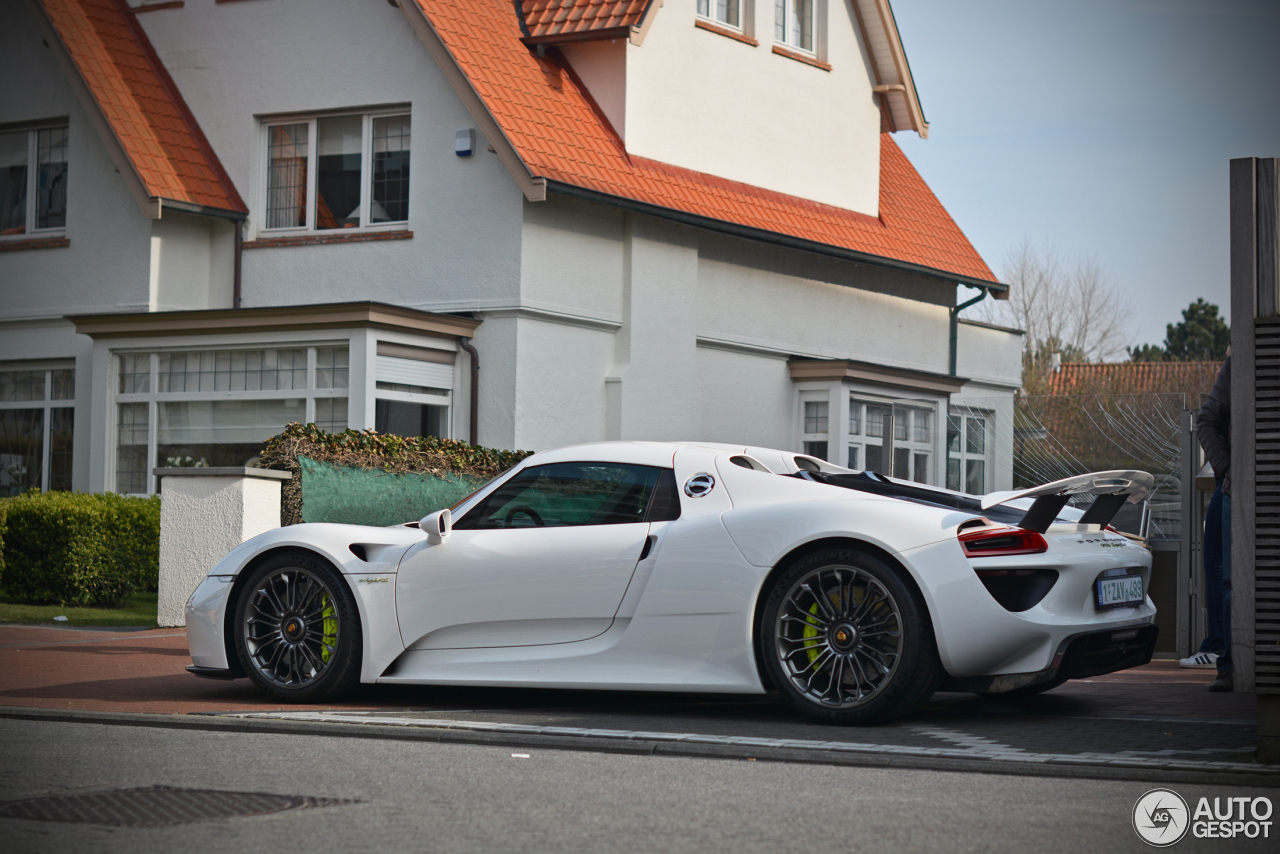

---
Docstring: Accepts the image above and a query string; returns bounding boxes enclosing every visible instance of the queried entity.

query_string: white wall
[149,212,235,311]
[696,344,794,448]
[623,0,882,214]
[136,0,526,315]
[0,0,156,318]
[955,319,1024,388]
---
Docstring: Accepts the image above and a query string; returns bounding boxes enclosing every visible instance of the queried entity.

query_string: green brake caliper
[321,595,337,663]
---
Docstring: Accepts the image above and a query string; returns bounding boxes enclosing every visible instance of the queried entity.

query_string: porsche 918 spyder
[185,441,1157,724]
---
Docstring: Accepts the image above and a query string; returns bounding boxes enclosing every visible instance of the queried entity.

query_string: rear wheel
[233,551,362,703]
[760,547,941,725]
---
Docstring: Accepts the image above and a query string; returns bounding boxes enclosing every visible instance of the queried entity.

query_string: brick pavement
[0,624,1256,720]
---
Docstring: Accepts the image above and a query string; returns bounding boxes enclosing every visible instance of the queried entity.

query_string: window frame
[775,0,817,55]
[946,409,994,495]
[697,0,745,31]
[110,343,350,495]
[0,122,69,242]
[848,396,935,485]
[0,362,75,493]
[258,109,410,237]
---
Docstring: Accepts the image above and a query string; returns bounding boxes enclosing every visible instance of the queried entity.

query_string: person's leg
[1200,485,1225,654]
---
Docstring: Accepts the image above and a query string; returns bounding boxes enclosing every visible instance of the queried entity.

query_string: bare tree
[972,239,1134,383]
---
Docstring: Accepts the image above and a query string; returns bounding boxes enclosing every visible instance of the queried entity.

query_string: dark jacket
[1198,356,1231,494]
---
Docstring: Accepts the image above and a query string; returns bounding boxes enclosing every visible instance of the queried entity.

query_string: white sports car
[185,441,1158,724]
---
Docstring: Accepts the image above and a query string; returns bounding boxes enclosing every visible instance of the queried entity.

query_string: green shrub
[0,497,8,582]
[259,422,534,525]
[1,491,160,607]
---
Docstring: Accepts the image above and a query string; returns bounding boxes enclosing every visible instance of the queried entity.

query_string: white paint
[156,473,282,627]
[559,40,627,139]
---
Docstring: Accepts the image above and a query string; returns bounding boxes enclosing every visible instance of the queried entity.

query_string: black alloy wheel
[233,551,362,702]
[760,547,942,725]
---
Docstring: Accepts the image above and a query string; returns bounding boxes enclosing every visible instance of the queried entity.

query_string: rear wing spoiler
[980,471,1156,533]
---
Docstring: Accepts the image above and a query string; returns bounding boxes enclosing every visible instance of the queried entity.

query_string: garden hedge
[259,423,534,526]
[0,491,160,606]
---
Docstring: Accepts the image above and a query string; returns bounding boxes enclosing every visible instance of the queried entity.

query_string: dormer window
[775,0,814,52]
[697,0,740,29]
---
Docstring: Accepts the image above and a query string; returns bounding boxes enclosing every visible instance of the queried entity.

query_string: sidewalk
[1,624,1271,784]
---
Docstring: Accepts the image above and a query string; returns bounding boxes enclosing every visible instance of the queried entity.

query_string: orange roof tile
[1045,361,1223,400]
[415,0,997,286]
[519,0,651,42]
[39,0,245,214]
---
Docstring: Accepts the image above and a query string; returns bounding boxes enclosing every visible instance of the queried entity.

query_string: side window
[456,462,665,529]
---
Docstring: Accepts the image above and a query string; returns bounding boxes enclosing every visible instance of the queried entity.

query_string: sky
[889,0,1280,349]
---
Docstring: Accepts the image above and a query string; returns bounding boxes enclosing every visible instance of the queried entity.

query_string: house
[0,0,1022,500]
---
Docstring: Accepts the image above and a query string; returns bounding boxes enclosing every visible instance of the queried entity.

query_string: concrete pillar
[154,467,290,627]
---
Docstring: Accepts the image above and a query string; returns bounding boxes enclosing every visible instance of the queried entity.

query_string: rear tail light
[958,526,1048,558]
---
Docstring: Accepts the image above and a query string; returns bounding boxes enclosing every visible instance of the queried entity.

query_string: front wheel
[760,548,941,725]
[233,551,362,702]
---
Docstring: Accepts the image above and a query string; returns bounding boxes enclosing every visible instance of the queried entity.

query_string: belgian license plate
[1096,575,1144,609]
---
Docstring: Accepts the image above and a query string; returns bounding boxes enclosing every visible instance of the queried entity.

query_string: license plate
[1096,575,1144,609]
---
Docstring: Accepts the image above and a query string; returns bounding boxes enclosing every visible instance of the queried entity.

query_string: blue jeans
[1199,481,1232,673]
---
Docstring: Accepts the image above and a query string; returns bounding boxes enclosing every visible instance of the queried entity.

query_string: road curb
[3,705,1277,787]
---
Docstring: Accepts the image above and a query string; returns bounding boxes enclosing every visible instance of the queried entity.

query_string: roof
[30,0,245,218]
[1044,361,1223,400]
[407,0,998,288]
[518,0,655,45]
[851,0,928,138]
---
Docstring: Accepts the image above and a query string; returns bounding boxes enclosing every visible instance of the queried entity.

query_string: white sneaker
[1179,652,1218,669]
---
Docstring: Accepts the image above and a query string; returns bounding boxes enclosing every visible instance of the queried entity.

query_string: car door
[394,461,663,650]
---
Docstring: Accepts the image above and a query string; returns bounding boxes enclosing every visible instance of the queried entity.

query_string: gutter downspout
[950,287,988,376]
[233,220,243,309]
[459,337,480,446]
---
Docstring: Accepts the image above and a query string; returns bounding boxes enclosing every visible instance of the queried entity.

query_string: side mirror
[421,508,452,545]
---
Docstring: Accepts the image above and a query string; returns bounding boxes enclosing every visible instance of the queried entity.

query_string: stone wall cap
[152,467,292,481]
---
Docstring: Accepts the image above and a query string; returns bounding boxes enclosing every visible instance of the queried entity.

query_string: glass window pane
[893,412,907,441]
[802,440,827,460]
[315,347,350,389]
[49,407,74,491]
[313,397,349,433]
[912,452,929,485]
[0,131,28,235]
[698,0,709,15]
[159,349,306,393]
[848,401,861,436]
[1,370,44,401]
[966,459,986,495]
[375,399,445,438]
[947,457,960,492]
[803,401,828,434]
[914,410,932,444]
[157,399,304,468]
[716,0,739,26]
[115,402,148,494]
[866,405,888,438]
[35,127,68,230]
[0,408,43,496]
[794,0,813,50]
[464,462,660,529]
[775,0,785,41]
[894,447,910,479]
[266,123,308,229]
[51,368,74,400]
[947,413,962,453]
[966,416,985,454]
[847,444,860,470]
[371,116,410,224]
[118,354,150,394]
[316,115,362,229]
[865,442,883,475]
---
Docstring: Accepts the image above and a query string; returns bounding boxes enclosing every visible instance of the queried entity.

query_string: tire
[233,550,363,703]
[760,547,941,725]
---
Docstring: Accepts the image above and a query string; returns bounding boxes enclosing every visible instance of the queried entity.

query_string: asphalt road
[0,718,1273,853]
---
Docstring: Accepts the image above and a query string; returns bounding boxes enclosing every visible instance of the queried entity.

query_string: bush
[259,423,533,525]
[1,491,160,607]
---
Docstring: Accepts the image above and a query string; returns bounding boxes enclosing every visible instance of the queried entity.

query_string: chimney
[1050,351,1061,373]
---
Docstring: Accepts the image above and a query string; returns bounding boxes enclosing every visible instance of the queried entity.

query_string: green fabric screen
[298,456,487,527]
